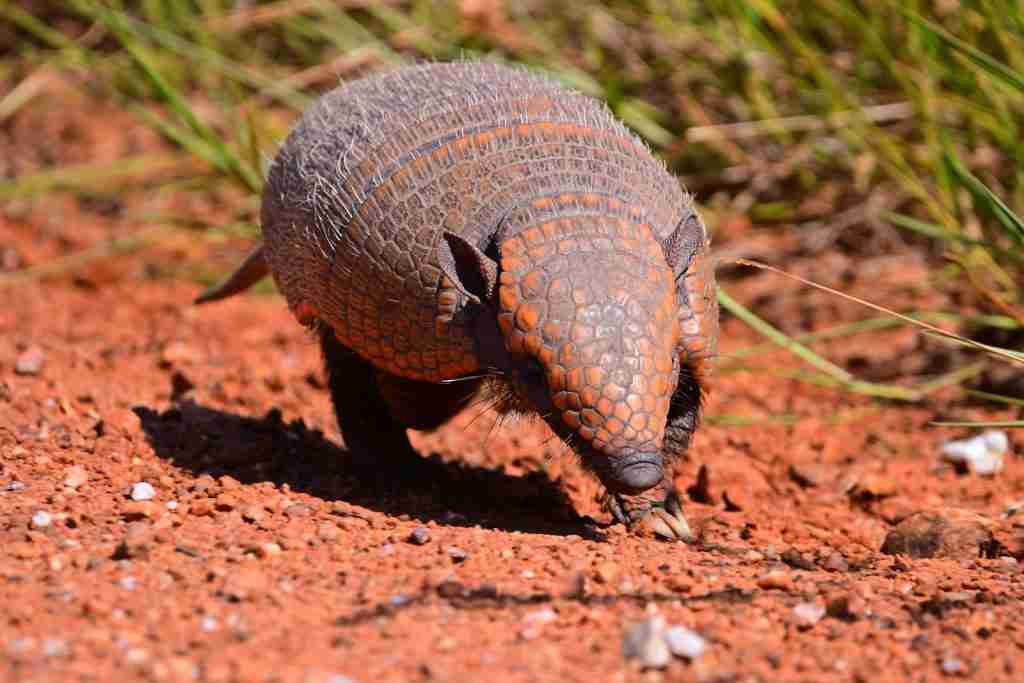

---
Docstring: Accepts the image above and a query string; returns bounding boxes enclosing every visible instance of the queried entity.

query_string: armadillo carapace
[198,62,719,540]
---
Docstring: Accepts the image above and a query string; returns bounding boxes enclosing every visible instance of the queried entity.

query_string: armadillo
[197,62,719,540]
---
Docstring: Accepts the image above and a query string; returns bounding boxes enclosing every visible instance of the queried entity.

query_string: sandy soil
[2,77,1023,683]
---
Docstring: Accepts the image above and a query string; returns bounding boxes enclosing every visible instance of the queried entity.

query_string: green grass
[2,0,1022,419]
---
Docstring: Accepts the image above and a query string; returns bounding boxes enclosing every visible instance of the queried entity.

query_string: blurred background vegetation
[1,0,1022,419]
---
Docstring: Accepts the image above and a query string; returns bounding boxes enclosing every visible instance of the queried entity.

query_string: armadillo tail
[194,243,270,305]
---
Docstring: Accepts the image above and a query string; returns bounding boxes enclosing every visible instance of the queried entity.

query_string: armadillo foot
[606,483,694,543]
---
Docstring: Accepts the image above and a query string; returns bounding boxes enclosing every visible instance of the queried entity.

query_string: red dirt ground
[2,77,1023,683]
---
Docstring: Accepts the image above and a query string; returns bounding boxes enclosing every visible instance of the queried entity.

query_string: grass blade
[943,146,1024,246]
[84,4,262,195]
[727,258,1024,366]
[897,6,1024,94]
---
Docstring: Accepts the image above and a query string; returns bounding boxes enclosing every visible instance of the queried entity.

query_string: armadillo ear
[661,213,704,280]
[437,231,498,304]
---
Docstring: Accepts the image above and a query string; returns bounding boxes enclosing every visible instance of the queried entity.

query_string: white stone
[665,625,707,659]
[31,511,52,528]
[130,482,156,501]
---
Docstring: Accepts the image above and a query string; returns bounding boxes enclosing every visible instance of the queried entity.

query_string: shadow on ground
[134,400,601,538]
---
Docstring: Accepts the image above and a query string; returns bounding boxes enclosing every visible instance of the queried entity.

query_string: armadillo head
[439,213,716,496]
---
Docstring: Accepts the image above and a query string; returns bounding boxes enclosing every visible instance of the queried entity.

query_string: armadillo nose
[609,452,664,494]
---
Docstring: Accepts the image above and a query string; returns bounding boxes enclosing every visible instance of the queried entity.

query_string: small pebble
[189,500,214,516]
[317,523,340,543]
[284,503,312,518]
[408,527,431,545]
[166,500,179,511]
[757,569,793,590]
[822,551,850,572]
[623,616,671,669]
[523,608,557,625]
[130,482,156,502]
[1003,499,1024,519]
[781,548,815,570]
[200,617,218,633]
[256,542,282,558]
[160,341,199,366]
[42,639,68,658]
[5,481,27,492]
[941,656,966,676]
[63,466,88,489]
[446,546,469,563]
[664,626,707,659]
[15,347,44,375]
[792,602,826,627]
[30,511,52,529]
[594,560,620,584]
[119,577,137,591]
[241,505,264,523]
[941,430,1007,476]
[881,508,995,560]
[789,462,831,488]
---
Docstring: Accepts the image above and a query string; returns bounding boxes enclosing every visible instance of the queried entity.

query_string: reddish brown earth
[2,78,1024,683]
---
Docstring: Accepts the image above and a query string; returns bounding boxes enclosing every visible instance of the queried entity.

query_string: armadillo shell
[261,62,714,383]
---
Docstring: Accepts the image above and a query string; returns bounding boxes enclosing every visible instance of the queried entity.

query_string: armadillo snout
[496,222,681,493]
[599,451,664,494]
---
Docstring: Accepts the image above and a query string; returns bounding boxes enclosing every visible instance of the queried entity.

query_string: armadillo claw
[640,505,694,542]
[606,486,694,543]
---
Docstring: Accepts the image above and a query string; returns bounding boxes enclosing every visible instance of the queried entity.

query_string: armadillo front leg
[318,326,418,463]
[605,475,693,542]
[605,375,701,542]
